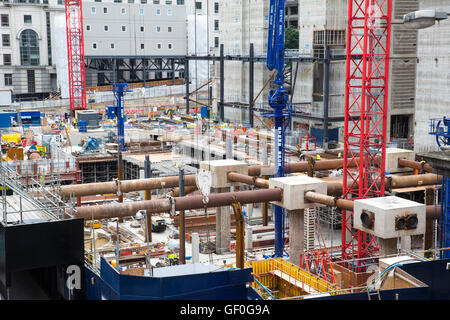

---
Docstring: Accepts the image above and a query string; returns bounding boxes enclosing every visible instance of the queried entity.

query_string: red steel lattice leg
[342,0,392,272]
[65,0,87,112]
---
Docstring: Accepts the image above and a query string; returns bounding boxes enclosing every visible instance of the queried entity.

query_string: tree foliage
[285,26,299,49]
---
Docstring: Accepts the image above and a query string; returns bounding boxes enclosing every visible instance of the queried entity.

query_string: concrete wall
[83,1,186,56]
[414,0,450,153]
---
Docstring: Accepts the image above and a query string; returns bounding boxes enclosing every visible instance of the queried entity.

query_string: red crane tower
[342,0,392,272]
[65,0,87,114]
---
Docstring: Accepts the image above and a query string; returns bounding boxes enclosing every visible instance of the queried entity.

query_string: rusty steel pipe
[247,158,360,176]
[398,158,433,173]
[304,191,354,211]
[73,188,283,220]
[387,173,442,189]
[227,172,270,189]
[60,175,197,198]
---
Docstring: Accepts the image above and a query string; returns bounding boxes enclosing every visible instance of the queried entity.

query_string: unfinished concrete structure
[413,0,450,153]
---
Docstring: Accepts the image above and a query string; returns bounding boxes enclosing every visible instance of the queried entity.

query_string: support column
[178,168,186,264]
[378,238,398,256]
[185,58,190,115]
[144,155,152,243]
[215,187,231,254]
[289,209,304,266]
[249,43,254,128]
[219,44,225,122]
[322,45,330,150]
[192,232,199,263]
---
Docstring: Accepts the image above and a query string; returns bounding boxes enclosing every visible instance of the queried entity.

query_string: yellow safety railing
[251,258,338,298]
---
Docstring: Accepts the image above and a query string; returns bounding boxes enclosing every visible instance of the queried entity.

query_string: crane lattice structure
[342,0,392,272]
[65,0,87,113]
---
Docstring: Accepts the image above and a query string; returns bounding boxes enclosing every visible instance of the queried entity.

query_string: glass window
[1,14,9,27]
[141,0,147,3]
[57,0,64,4]
[114,0,122,2]
[19,30,40,66]
[167,9,172,15]
[86,25,91,31]
[4,74,12,86]
[2,34,10,46]
[141,43,144,49]
[168,26,172,32]
[139,8,144,15]
[128,0,134,3]
[95,0,102,2]
[168,43,172,49]
[165,0,171,4]
[214,2,218,13]
[156,8,161,14]
[3,54,11,66]
[214,19,219,31]
[153,0,159,3]
[91,7,96,13]
[121,25,126,32]
[157,43,161,49]
[195,1,201,9]
[24,15,32,24]
[214,36,219,48]
[27,70,35,93]
[156,26,160,32]
[176,0,184,4]
[104,25,109,31]
[93,43,97,49]
[140,26,144,32]
[103,7,108,13]
[110,43,115,49]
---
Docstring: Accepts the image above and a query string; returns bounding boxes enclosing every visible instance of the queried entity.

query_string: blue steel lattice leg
[442,176,450,259]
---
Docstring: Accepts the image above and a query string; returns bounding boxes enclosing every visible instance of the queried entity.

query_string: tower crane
[265,0,291,257]
[342,0,392,271]
[65,0,87,116]
[264,0,393,270]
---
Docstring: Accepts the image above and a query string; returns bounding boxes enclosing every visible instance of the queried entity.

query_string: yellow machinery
[86,220,102,229]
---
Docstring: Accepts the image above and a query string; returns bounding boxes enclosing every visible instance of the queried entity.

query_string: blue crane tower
[112,82,132,152]
[428,117,450,259]
[265,0,292,257]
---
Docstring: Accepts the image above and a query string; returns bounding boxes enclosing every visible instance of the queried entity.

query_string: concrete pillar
[215,187,231,254]
[401,236,412,252]
[246,203,253,219]
[139,168,145,199]
[378,238,398,256]
[226,135,233,159]
[289,209,305,267]
[192,232,199,263]
[245,226,253,251]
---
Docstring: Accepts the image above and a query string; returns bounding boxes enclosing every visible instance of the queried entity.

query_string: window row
[195,1,219,13]
[91,42,174,50]
[86,25,173,33]
[1,30,40,66]
[1,14,34,26]
[91,6,175,14]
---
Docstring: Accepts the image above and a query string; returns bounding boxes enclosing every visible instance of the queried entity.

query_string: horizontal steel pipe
[398,158,433,173]
[304,191,354,211]
[60,175,197,198]
[227,172,270,189]
[247,158,360,176]
[74,188,283,220]
[387,173,442,189]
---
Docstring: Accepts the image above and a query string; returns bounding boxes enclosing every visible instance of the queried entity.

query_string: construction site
[0,0,449,301]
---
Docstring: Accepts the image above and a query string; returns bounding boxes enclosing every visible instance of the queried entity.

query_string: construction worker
[168,253,179,266]
[338,152,342,159]
[316,154,321,160]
